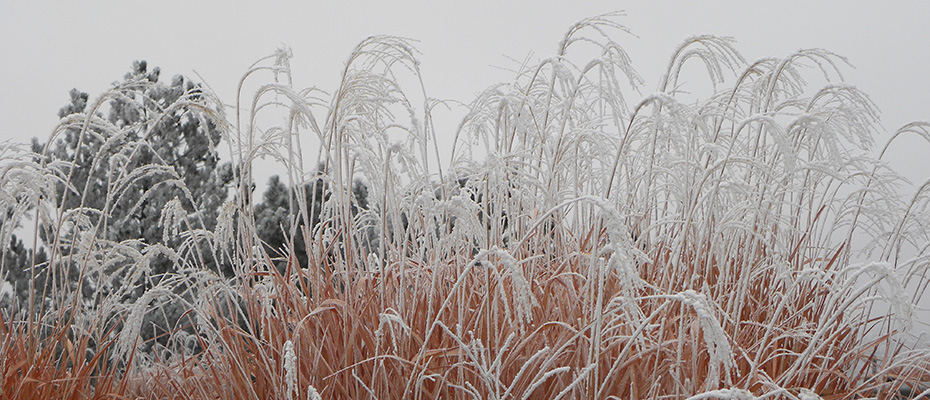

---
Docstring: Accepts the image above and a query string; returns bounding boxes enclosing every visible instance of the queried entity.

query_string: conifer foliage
[35,61,232,276]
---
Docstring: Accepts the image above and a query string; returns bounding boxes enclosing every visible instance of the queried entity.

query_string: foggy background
[2,1,928,184]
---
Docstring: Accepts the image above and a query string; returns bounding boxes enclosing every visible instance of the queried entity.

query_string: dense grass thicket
[3,15,930,399]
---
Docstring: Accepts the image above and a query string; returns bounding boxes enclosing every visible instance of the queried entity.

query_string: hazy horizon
[3,2,928,186]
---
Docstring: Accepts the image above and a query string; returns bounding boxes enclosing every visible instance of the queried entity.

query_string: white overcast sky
[1,1,928,182]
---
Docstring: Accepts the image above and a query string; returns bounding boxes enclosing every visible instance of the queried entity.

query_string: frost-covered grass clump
[3,14,930,399]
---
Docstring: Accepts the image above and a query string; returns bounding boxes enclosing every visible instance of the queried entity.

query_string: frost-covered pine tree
[35,61,232,273]
[30,61,233,348]
[0,233,46,312]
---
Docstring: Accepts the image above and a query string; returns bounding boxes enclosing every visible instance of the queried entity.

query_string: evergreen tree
[0,233,47,313]
[35,61,233,274]
[28,61,233,349]
[254,167,369,271]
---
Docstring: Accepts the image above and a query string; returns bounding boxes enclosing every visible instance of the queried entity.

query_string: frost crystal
[684,388,755,400]
[475,247,536,327]
[284,340,297,399]
[676,290,735,387]
[114,287,171,364]
[798,388,823,400]
[849,262,915,331]
[307,384,322,400]
[214,200,237,253]
[159,197,185,243]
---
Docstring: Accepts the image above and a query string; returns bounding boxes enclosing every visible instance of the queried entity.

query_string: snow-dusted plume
[159,197,185,243]
[284,340,298,399]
